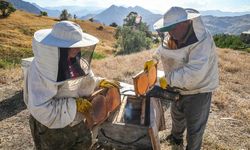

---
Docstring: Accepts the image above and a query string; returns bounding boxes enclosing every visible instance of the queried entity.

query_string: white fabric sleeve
[168,39,212,90]
[29,97,77,129]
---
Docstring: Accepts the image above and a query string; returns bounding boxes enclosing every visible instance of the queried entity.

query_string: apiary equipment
[97,64,165,150]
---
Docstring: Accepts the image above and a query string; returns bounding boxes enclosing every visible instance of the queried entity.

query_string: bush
[89,18,94,22]
[153,36,160,44]
[213,34,249,50]
[40,11,47,16]
[92,52,105,60]
[110,22,118,27]
[97,25,104,30]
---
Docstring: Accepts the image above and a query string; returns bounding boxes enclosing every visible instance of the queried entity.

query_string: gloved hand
[144,59,157,71]
[146,86,179,101]
[76,98,92,114]
[99,79,120,89]
[159,76,168,89]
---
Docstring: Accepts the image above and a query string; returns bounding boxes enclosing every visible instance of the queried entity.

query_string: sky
[24,0,250,13]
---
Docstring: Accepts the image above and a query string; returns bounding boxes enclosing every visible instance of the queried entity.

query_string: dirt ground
[0,48,249,150]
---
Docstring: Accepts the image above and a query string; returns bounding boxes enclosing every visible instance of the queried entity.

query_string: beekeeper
[24,21,119,149]
[145,7,219,150]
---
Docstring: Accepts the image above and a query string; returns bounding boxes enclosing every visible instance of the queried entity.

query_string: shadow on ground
[0,91,26,121]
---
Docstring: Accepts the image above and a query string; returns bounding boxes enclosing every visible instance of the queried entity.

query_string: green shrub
[213,34,249,50]
[40,11,48,16]
[110,22,118,27]
[92,52,105,60]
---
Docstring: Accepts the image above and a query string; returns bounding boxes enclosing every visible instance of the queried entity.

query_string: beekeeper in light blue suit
[148,7,219,150]
[24,21,119,149]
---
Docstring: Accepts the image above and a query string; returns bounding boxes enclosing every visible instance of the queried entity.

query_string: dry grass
[0,11,116,68]
[216,49,250,122]
[0,48,249,149]
[92,50,155,84]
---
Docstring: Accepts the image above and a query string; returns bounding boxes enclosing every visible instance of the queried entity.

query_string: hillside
[202,14,250,35]
[7,0,41,15]
[200,10,250,17]
[0,10,116,68]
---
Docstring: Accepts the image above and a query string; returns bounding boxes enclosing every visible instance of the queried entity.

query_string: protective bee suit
[152,7,219,150]
[24,21,100,149]
[153,9,219,95]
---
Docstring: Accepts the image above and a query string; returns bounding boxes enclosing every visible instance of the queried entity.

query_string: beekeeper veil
[24,21,99,106]
[57,45,96,82]
[153,7,201,50]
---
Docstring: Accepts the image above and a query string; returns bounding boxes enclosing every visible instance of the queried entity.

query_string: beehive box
[97,64,165,150]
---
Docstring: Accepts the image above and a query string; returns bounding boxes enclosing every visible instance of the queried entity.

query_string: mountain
[84,5,250,34]
[32,3,60,17]
[87,5,162,30]
[202,14,250,35]
[200,10,250,17]
[5,1,250,35]
[7,0,41,15]
[45,6,104,18]
[80,14,97,20]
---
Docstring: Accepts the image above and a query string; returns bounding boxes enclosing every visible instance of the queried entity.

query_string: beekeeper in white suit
[145,7,219,150]
[24,21,119,149]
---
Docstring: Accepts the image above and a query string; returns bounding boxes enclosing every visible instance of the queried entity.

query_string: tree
[0,0,16,17]
[110,22,118,27]
[123,12,138,26]
[40,11,47,16]
[59,9,72,20]
[115,12,153,55]
[89,18,94,22]
[116,26,152,55]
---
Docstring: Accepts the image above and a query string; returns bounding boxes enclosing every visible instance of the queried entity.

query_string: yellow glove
[99,79,120,89]
[159,76,168,89]
[144,59,156,71]
[76,98,92,114]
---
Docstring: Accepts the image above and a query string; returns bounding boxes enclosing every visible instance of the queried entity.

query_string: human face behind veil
[158,20,198,50]
[57,45,96,82]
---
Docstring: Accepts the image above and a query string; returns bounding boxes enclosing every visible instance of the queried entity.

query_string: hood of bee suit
[24,21,99,106]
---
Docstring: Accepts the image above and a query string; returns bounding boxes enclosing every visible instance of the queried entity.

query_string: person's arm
[166,38,214,90]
